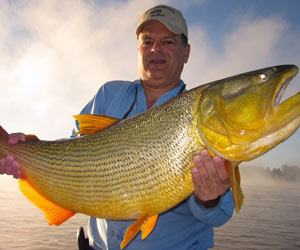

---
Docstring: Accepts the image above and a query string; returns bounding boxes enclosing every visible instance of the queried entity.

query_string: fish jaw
[197,65,300,162]
[240,115,300,161]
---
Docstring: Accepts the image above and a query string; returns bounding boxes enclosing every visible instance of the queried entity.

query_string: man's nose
[151,41,162,53]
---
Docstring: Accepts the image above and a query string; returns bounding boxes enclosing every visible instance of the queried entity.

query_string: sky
[0,0,300,169]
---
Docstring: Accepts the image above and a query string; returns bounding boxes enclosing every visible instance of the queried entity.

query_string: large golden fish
[1,65,299,248]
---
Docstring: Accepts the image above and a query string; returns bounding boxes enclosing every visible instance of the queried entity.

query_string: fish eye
[259,73,269,82]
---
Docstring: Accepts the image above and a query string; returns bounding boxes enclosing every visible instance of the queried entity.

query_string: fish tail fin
[225,162,244,212]
[0,125,74,225]
[19,179,75,225]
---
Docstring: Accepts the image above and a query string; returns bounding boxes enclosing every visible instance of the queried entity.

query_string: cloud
[183,14,300,87]
[0,0,159,139]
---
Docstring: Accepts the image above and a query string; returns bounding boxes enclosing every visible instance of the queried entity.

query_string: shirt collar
[131,79,186,114]
[152,80,186,107]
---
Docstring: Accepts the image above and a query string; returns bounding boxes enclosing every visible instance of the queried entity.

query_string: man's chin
[148,70,168,79]
[148,74,167,82]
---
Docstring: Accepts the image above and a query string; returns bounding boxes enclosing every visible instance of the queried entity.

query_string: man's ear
[184,44,191,63]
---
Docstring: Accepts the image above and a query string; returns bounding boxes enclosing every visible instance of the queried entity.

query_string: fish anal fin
[141,214,158,240]
[19,179,75,225]
[120,216,149,249]
[225,162,244,212]
[73,114,119,135]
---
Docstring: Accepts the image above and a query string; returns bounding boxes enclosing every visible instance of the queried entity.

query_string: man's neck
[142,80,180,108]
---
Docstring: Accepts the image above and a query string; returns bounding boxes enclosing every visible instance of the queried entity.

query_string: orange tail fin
[19,179,75,225]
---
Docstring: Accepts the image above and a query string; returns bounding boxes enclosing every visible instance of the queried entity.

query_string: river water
[1,176,299,250]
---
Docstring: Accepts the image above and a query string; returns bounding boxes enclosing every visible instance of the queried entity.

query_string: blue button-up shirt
[74,79,234,250]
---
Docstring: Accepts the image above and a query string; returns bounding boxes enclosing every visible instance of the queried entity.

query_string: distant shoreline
[240,164,300,187]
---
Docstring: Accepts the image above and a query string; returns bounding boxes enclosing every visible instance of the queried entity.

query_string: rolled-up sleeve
[188,189,234,227]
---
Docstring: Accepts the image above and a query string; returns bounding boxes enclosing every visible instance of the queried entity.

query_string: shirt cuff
[188,189,234,226]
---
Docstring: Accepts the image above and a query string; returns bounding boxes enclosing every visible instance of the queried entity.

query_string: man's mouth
[149,58,167,65]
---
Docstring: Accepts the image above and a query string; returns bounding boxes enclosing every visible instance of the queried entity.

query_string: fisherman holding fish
[1,5,234,250]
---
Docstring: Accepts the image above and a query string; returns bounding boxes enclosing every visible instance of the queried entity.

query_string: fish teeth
[274,78,291,106]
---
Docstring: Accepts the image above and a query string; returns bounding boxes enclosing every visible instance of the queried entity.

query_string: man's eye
[143,40,153,46]
[164,40,175,45]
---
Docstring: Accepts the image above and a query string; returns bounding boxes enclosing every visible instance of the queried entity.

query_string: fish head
[198,65,300,162]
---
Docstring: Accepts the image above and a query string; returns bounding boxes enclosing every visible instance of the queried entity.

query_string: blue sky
[0,0,299,169]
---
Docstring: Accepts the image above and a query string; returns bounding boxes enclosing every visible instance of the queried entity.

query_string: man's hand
[0,132,26,179]
[192,150,230,208]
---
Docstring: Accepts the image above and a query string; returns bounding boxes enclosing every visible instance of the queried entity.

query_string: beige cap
[136,5,188,39]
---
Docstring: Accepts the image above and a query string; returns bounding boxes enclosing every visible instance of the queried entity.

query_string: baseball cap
[136,5,188,40]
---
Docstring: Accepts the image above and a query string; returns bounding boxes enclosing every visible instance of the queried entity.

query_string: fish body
[1,82,203,220]
[1,64,299,248]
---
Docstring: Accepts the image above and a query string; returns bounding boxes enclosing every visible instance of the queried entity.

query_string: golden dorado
[1,65,300,248]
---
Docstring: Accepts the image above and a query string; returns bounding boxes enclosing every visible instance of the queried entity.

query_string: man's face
[137,21,190,88]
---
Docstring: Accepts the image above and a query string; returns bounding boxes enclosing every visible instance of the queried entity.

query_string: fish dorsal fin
[121,214,158,249]
[19,179,75,225]
[73,114,119,135]
[225,162,244,212]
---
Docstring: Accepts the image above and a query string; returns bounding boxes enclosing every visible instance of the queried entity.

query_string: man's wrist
[196,196,221,208]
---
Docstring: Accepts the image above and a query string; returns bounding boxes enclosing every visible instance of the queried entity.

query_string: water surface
[1,176,299,249]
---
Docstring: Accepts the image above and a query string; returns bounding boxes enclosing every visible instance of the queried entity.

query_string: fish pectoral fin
[225,162,244,212]
[121,215,158,249]
[19,179,75,225]
[141,214,158,240]
[73,114,120,135]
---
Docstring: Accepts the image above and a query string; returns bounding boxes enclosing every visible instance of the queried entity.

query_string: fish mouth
[274,73,297,107]
[274,76,293,106]
[268,65,300,133]
[274,65,299,107]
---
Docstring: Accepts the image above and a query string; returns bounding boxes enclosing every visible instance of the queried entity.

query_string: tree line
[240,164,300,184]
[266,165,300,182]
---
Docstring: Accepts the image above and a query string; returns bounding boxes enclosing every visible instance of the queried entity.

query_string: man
[1,5,234,250]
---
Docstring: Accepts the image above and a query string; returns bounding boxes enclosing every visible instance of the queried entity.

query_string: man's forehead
[138,21,179,39]
[139,32,177,40]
